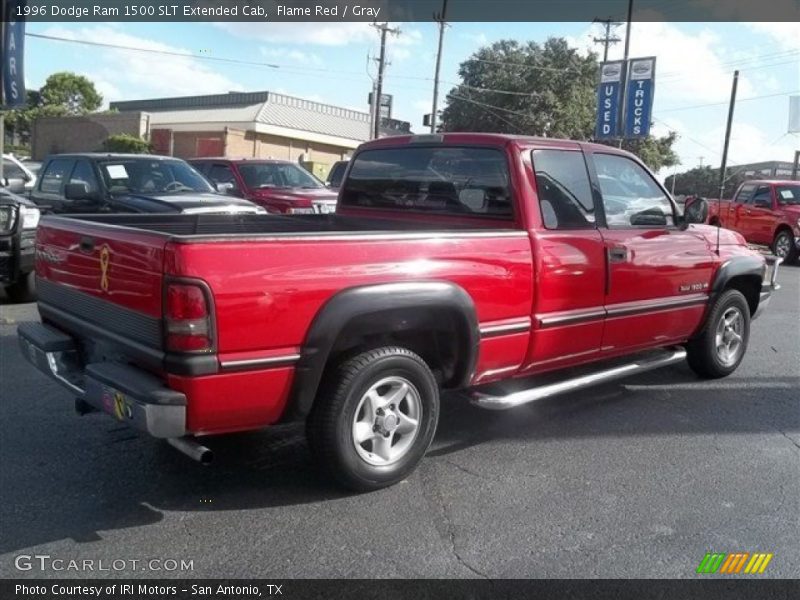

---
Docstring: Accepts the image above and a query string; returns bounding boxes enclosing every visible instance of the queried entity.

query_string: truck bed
[62,213,506,239]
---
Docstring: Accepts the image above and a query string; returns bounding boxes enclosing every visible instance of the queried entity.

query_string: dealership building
[32,90,411,178]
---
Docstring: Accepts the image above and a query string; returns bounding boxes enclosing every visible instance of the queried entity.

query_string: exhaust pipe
[168,437,213,465]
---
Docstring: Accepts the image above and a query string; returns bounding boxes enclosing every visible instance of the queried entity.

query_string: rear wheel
[772,229,797,264]
[4,272,35,303]
[307,346,439,491]
[686,289,750,379]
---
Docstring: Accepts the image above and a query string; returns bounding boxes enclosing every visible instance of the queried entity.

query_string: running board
[471,347,687,410]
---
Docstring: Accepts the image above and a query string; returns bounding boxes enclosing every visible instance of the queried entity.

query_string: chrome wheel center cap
[378,412,399,433]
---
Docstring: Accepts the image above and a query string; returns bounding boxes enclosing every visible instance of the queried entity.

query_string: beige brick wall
[32,112,149,160]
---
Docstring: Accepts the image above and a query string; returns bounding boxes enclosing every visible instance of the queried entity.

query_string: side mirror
[215,181,237,195]
[64,182,92,201]
[630,210,668,227]
[682,196,709,228]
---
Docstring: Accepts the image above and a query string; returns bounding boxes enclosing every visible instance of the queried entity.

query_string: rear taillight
[164,282,213,353]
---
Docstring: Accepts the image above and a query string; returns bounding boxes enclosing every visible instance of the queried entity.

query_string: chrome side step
[471,347,687,410]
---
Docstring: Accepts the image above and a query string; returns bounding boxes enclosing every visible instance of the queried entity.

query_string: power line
[25,32,361,75]
[659,89,800,113]
[447,93,520,130]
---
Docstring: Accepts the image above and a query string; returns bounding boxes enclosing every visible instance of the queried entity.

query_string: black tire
[307,346,440,492]
[4,272,35,303]
[772,229,797,264]
[686,289,750,379]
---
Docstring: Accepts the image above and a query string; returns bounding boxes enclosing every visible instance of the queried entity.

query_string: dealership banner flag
[623,57,656,139]
[2,0,26,107]
[595,61,624,140]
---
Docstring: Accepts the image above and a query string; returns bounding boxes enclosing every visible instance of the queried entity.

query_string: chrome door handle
[608,247,628,263]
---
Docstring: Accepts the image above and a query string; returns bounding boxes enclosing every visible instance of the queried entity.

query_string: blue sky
[23,20,800,177]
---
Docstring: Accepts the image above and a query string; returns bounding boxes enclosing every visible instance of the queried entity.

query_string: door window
[1,158,26,179]
[751,186,771,208]
[39,159,75,194]
[208,164,236,185]
[531,149,595,229]
[593,153,675,228]
[69,160,100,195]
[735,184,756,204]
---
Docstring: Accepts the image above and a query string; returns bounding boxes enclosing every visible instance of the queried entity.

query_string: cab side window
[735,184,756,204]
[39,159,75,195]
[69,160,100,195]
[751,186,772,208]
[531,149,595,229]
[594,153,675,228]
[209,164,236,185]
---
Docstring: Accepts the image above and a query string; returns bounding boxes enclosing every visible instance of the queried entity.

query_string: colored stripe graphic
[698,552,773,574]
[744,553,773,574]
[697,553,726,574]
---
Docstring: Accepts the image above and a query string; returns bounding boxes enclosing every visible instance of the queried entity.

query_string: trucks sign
[1,0,27,107]
[623,57,656,139]
[595,61,624,140]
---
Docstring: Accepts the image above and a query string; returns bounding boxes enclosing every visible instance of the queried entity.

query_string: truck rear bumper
[753,256,782,320]
[17,322,187,438]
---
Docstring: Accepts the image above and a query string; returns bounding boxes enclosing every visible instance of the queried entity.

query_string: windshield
[238,163,323,189]
[775,185,800,205]
[340,146,513,218]
[99,159,214,194]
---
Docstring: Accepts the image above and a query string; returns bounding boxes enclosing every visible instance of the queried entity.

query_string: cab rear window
[340,146,513,219]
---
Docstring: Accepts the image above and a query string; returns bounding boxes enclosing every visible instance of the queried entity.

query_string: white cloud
[216,22,375,47]
[260,46,324,67]
[747,22,800,52]
[461,32,489,47]
[41,26,242,101]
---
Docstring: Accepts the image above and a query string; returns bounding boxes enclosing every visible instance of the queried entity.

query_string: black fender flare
[697,255,765,332]
[281,281,480,422]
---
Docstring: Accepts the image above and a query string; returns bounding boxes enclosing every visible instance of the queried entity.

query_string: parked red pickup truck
[707,179,800,263]
[18,134,781,491]
[189,157,338,215]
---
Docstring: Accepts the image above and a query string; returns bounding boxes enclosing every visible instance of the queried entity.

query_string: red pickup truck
[188,157,338,215]
[707,179,800,263]
[18,134,781,491]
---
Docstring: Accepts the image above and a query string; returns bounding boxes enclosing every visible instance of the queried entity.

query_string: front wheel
[772,230,797,264]
[307,346,440,491]
[686,289,750,379]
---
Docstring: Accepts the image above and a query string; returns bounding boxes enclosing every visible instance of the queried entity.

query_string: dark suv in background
[0,188,40,301]
[30,154,264,215]
[190,158,338,214]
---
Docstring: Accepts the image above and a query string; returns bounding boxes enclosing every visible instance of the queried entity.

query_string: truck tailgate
[36,216,169,319]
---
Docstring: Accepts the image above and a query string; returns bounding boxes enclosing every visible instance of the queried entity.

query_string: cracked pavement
[1,267,798,578]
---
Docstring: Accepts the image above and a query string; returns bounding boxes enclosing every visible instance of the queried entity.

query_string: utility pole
[0,0,6,186]
[716,70,739,255]
[430,0,448,133]
[617,0,634,147]
[592,17,621,62]
[698,156,705,167]
[371,22,400,140]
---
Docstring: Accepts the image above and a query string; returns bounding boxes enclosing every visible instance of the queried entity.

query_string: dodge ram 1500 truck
[706,179,800,263]
[18,134,781,491]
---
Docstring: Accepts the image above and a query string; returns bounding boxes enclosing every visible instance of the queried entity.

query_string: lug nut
[373,424,380,432]
[389,404,395,410]
[376,408,384,416]
[384,432,391,438]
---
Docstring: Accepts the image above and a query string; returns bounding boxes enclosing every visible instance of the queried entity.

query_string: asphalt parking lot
[1,268,798,579]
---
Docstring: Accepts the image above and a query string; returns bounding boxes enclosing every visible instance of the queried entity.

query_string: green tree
[664,165,749,199]
[101,134,151,154]
[3,72,103,146]
[440,37,678,171]
[39,72,103,115]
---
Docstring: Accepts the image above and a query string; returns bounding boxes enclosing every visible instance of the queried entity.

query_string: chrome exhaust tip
[167,437,213,465]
